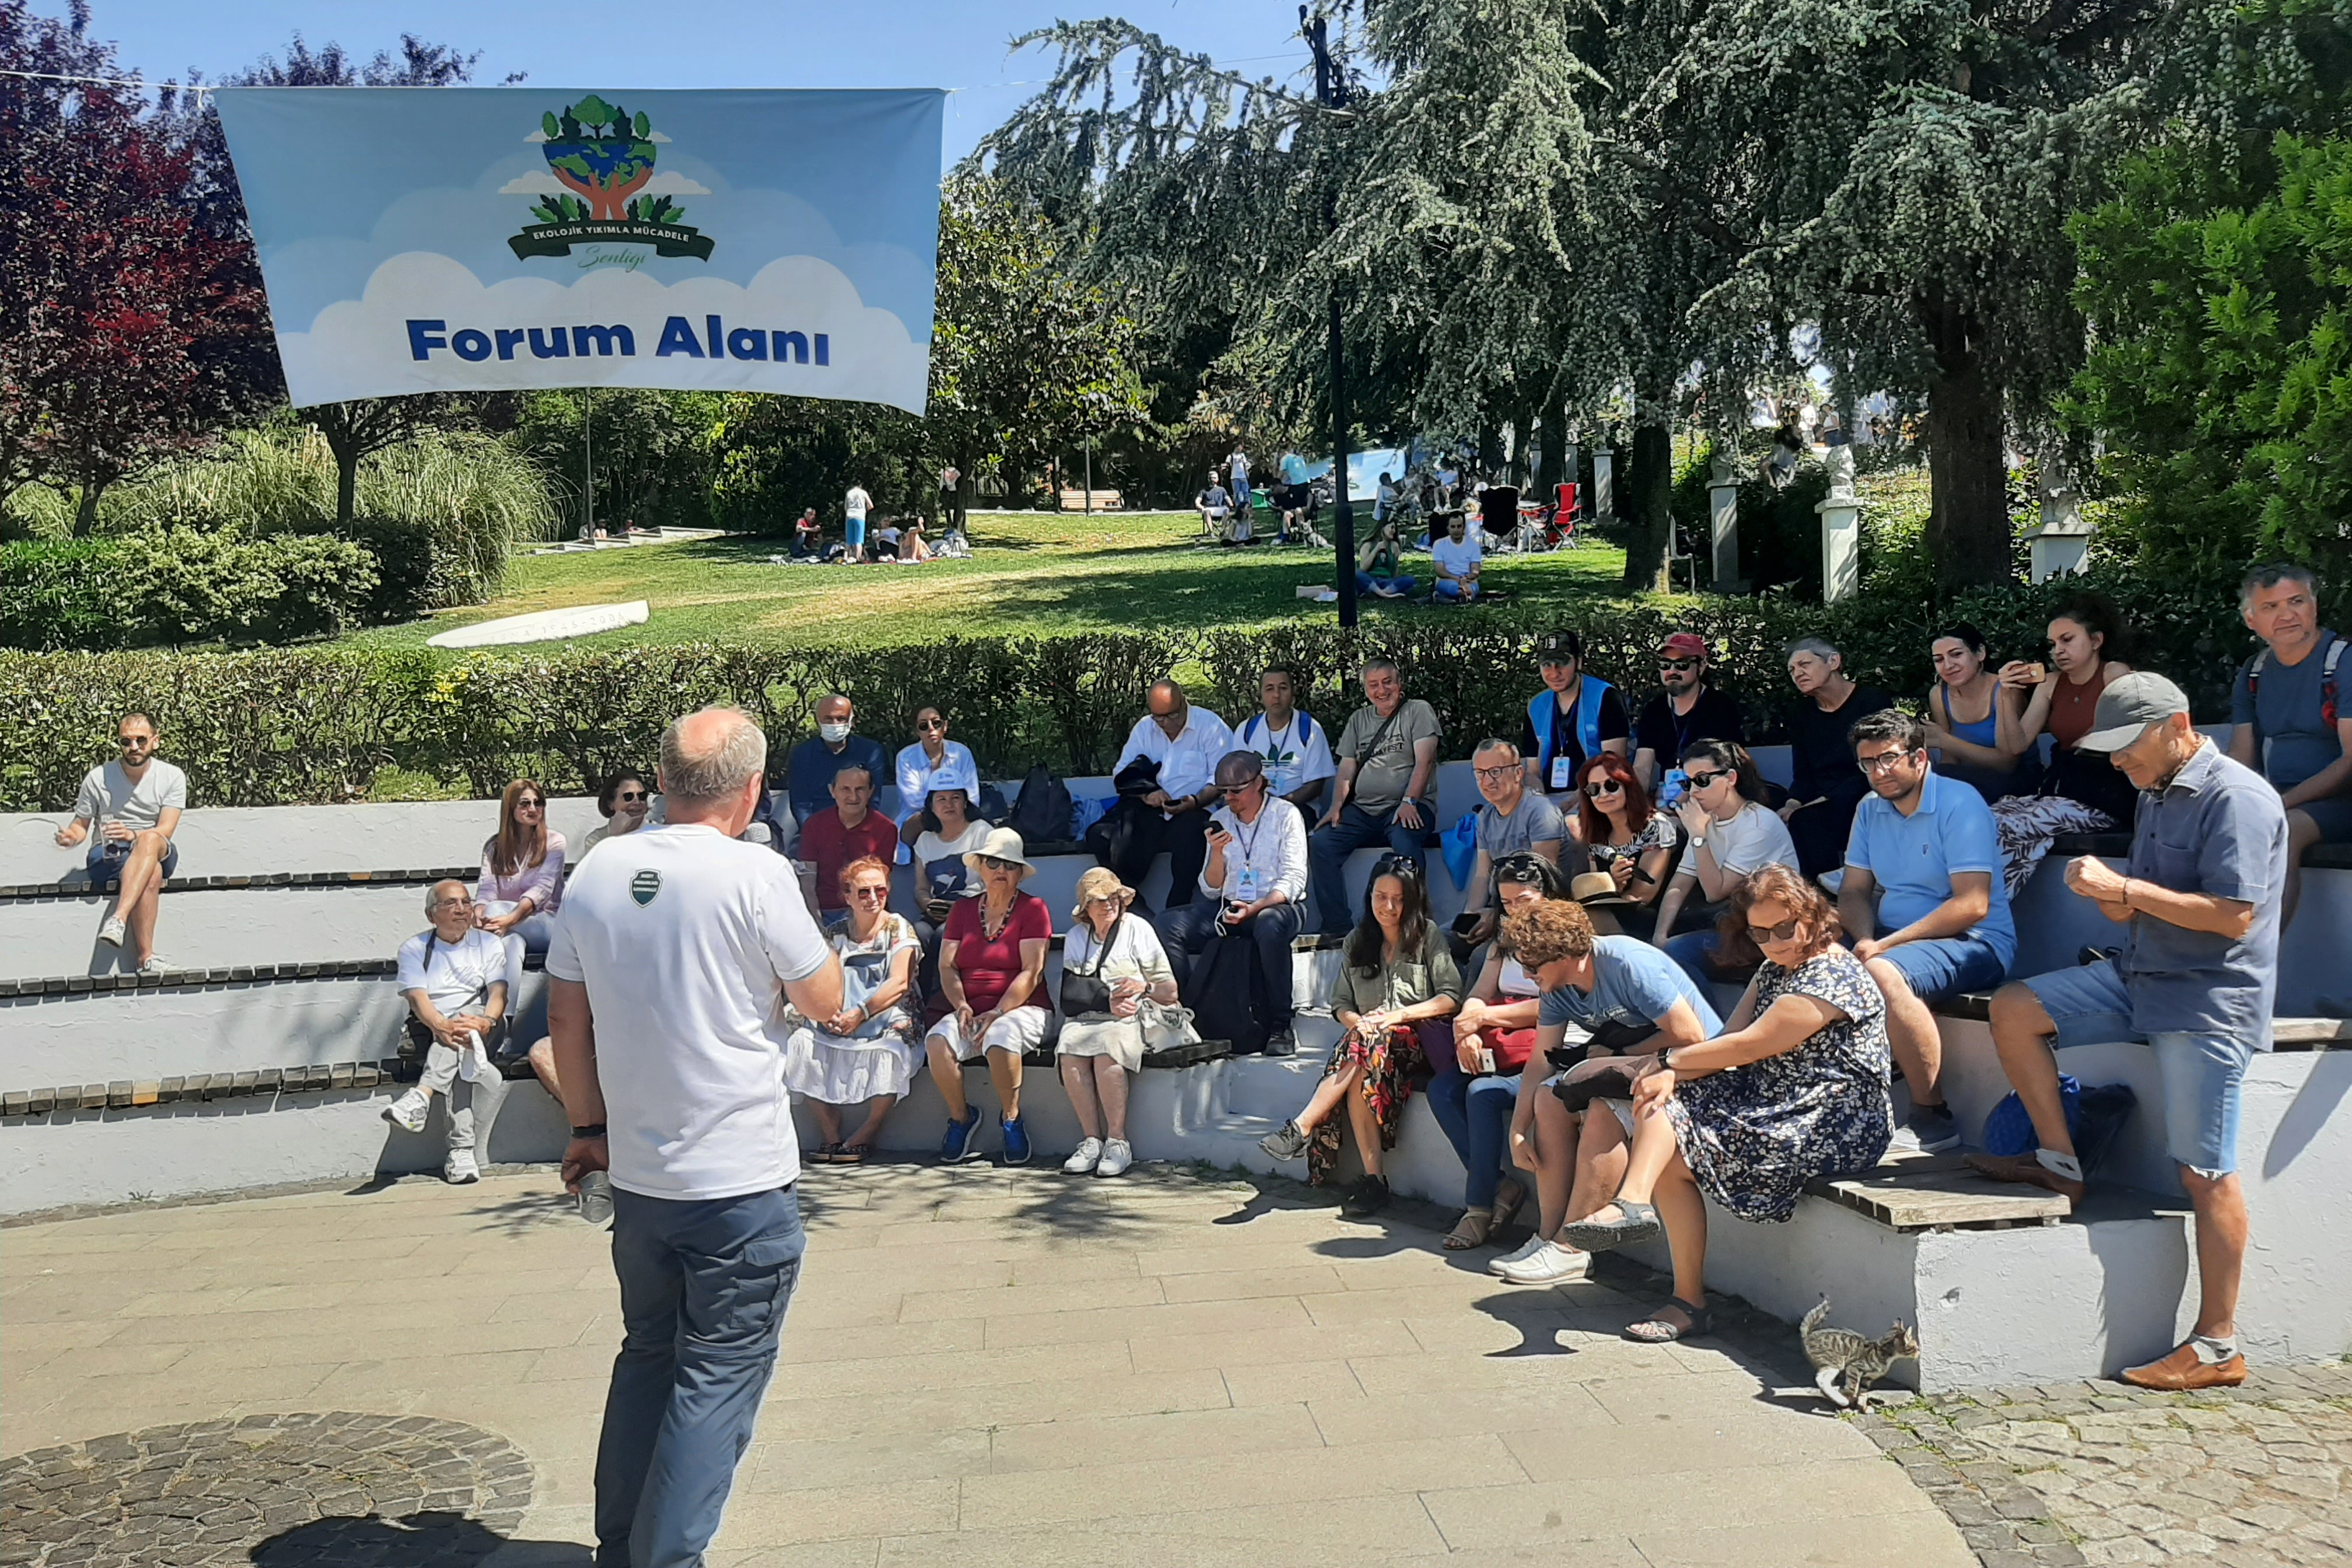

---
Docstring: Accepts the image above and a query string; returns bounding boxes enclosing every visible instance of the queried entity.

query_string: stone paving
[1,1160,1968,1568]
[1854,1366,2352,1568]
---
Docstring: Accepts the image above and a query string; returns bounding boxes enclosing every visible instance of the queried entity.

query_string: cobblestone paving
[1855,1363,2352,1568]
[0,1412,533,1567]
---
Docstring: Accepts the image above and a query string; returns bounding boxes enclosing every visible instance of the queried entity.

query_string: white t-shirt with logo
[544,822,834,1201]
[75,759,188,834]
[396,926,509,1017]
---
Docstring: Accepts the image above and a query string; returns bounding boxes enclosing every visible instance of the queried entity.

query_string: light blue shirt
[1845,766,2015,966]
[1538,935,1724,1037]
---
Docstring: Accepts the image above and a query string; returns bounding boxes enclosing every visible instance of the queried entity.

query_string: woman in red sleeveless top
[1987,593,2141,894]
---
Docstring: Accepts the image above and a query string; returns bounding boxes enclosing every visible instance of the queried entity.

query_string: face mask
[819,721,851,744]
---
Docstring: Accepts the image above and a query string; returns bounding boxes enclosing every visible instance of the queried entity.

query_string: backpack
[975,781,1012,826]
[1009,765,1076,847]
[1185,928,1272,1056]
[2244,635,2344,738]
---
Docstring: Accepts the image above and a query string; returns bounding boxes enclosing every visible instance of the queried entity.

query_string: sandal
[1625,1295,1713,1343]
[835,1143,870,1166]
[811,1142,845,1165]
[1443,1206,1494,1251]
[1559,1199,1662,1252]
[1490,1180,1526,1234]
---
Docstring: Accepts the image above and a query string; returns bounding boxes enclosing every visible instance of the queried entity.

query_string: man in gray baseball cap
[1968,670,2289,1391]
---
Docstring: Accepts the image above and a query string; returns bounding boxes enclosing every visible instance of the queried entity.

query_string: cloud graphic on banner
[498,170,709,197]
[275,250,929,412]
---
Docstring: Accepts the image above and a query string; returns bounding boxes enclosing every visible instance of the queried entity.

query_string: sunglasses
[1656,658,1700,672]
[1370,852,1422,877]
[1685,770,1729,791]
[1493,855,1549,884]
[615,790,648,804]
[514,798,544,809]
[918,719,947,732]
[979,855,1021,872]
[849,884,890,901]
[117,735,152,747]
[1745,916,1803,943]
[1583,779,1623,796]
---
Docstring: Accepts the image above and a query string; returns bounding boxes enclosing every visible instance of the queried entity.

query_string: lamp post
[1303,6,1358,629]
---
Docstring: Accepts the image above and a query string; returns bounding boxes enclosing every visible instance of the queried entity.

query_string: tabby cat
[1800,1296,1920,1409]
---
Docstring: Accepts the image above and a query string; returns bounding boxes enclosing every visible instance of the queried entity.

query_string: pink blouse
[478,831,567,916]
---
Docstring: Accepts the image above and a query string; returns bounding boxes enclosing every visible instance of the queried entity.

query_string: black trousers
[1083,802,1212,908]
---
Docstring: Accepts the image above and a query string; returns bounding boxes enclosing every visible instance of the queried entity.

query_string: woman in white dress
[1057,867,1178,1177]
[783,855,921,1164]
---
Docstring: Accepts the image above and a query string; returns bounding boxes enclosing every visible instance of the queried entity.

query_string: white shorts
[928,1006,1050,1062]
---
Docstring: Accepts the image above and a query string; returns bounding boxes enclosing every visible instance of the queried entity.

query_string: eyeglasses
[849,885,890,901]
[1474,764,1517,783]
[433,897,475,910]
[614,790,647,804]
[1685,769,1729,791]
[1583,779,1623,797]
[1745,916,1802,943]
[1857,750,1919,776]
[1656,659,1699,672]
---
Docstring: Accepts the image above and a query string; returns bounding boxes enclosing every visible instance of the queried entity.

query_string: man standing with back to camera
[548,706,843,1568]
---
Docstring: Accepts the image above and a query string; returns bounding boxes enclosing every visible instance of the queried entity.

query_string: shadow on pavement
[250,1512,587,1567]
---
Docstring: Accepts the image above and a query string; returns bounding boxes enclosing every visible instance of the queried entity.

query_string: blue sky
[49,0,1318,164]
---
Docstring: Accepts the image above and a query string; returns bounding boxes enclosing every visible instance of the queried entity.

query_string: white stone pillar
[1707,449,1740,592]
[1591,450,1615,520]
[1819,496,1861,602]
[2024,460,2094,580]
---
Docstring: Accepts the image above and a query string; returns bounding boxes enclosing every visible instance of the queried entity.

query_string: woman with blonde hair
[1557,863,1892,1342]
[476,779,566,957]
[1056,867,1180,1177]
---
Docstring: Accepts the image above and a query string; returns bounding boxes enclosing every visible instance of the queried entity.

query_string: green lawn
[344,510,1633,650]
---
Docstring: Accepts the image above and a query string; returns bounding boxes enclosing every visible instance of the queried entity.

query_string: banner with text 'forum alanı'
[212,88,944,414]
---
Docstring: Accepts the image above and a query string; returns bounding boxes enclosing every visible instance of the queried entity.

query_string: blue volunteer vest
[1528,676,1612,783]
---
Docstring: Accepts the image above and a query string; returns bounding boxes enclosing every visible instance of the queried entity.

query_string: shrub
[0,529,379,652]
[1,556,2316,811]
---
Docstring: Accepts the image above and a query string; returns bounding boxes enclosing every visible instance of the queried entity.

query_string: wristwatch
[1659,1048,1679,1073]
[570,1123,607,1139]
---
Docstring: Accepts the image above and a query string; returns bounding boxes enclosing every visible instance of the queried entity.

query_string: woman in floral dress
[1558,863,1892,1342]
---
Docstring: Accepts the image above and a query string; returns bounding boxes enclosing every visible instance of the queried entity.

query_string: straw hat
[961,826,1037,880]
[1570,870,1634,909]
[1070,865,1139,923]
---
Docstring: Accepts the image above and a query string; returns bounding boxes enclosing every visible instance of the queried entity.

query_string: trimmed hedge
[0,560,2308,811]
[0,528,379,652]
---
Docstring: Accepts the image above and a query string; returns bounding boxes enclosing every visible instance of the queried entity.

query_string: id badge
[1234,867,1264,904]
[1549,754,1574,790]
[1660,768,1688,808]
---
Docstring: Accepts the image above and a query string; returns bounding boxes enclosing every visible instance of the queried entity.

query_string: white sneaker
[1062,1138,1104,1175]
[382,1088,430,1133]
[1487,1234,1550,1278]
[1095,1139,1133,1178]
[136,956,169,978]
[97,917,126,947]
[1496,1240,1591,1285]
[443,1148,481,1184]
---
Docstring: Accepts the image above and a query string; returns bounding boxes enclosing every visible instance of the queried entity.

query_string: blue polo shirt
[2121,742,2288,1042]
[1538,935,1724,1037]
[1845,766,2015,968]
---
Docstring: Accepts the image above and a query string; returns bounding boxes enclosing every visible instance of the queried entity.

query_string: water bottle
[578,1170,614,1226]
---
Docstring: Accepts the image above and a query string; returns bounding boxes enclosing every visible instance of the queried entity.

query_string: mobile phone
[1450,911,1484,937]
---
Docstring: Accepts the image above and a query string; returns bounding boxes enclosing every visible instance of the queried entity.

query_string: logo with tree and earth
[506,95,716,261]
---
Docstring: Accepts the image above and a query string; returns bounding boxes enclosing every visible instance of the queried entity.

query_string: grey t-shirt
[2231,630,2344,791]
[1476,790,1567,862]
[75,759,188,834]
[1338,699,1444,816]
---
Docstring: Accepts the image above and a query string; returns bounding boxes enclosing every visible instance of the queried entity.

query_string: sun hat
[1570,870,1634,909]
[961,825,1037,880]
[2076,672,2193,754]
[1070,865,1139,922]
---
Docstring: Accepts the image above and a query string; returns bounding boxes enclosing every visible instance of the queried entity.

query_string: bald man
[1085,680,1236,909]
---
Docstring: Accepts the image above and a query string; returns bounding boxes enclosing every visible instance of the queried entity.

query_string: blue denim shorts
[1871,933,2008,1005]
[2021,960,2251,1177]
[88,838,178,883]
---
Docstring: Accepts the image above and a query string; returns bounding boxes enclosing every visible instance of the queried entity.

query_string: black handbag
[1542,1016,1658,1071]
[1549,1055,1647,1113]
[1059,916,1122,1017]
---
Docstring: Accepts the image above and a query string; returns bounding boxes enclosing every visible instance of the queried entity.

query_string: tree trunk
[1535,396,1567,497]
[72,475,109,537]
[1620,412,1674,594]
[1920,291,2013,589]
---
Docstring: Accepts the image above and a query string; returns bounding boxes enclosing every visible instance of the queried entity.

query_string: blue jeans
[597,1184,804,1568]
[1664,929,1751,995]
[1434,578,1478,601]
[1424,1067,1521,1208]
[1356,571,1419,597]
[1156,898,1303,1031]
[1308,803,1426,935]
[88,838,178,882]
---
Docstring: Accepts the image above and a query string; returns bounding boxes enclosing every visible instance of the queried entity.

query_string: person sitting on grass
[383,880,514,1186]
[55,711,186,977]
[1489,897,1721,1284]
[1555,864,1892,1343]
[783,856,921,1165]
[789,507,821,559]
[1058,867,1180,1178]
[1426,854,1564,1252]
[901,514,935,562]
[477,779,565,958]
[926,828,1055,1166]
[1431,510,1485,603]
[1258,857,1462,1218]
[1356,520,1417,600]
